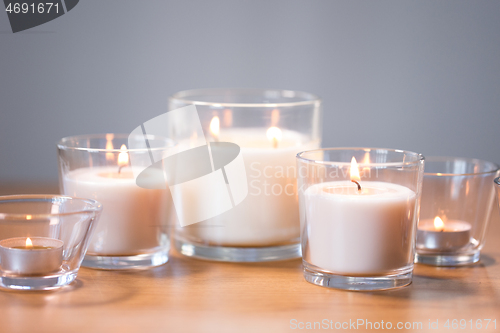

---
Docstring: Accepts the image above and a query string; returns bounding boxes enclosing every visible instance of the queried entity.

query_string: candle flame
[362,152,370,164]
[26,215,32,220]
[105,134,114,146]
[210,116,220,141]
[118,144,129,167]
[434,216,445,231]
[271,109,280,127]
[266,126,282,149]
[105,133,115,161]
[361,151,371,174]
[223,109,233,127]
[350,157,361,182]
[26,237,33,248]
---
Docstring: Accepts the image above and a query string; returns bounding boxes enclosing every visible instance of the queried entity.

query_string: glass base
[303,265,413,291]
[415,250,480,266]
[82,246,169,270]
[174,237,301,262]
[0,267,77,291]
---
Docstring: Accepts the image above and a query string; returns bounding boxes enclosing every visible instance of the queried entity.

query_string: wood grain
[0,184,499,333]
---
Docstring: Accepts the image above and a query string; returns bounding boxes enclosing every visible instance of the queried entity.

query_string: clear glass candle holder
[0,195,102,290]
[169,88,322,262]
[297,148,424,291]
[416,157,500,266]
[57,134,175,269]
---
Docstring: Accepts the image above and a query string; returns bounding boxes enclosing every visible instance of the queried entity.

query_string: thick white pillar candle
[182,128,320,246]
[303,181,417,275]
[62,167,169,256]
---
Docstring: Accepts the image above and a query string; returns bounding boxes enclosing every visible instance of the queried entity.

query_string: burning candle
[266,126,282,149]
[417,216,471,250]
[0,237,63,275]
[303,157,417,275]
[210,116,220,142]
[61,144,169,257]
[182,122,319,247]
[167,88,323,262]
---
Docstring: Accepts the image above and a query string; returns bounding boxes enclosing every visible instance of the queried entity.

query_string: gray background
[1,0,499,183]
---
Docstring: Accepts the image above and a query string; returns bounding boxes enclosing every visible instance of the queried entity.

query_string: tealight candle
[0,237,63,275]
[417,216,471,251]
[415,156,499,266]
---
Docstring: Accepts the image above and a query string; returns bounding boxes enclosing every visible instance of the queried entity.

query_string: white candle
[181,128,320,246]
[0,237,63,275]
[417,217,471,250]
[303,181,417,275]
[62,166,169,256]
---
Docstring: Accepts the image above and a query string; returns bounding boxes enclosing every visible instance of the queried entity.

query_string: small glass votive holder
[297,148,424,291]
[416,157,500,266]
[0,195,102,290]
[57,134,175,269]
[169,88,322,262]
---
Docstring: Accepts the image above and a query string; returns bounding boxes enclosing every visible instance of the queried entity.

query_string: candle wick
[351,180,361,192]
[118,165,126,174]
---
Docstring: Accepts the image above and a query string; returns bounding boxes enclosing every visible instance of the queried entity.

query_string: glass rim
[169,88,321,108]
[296,147,424,167]
[423,156,500,177]
[0,195,103,220]
[57,133,175,153]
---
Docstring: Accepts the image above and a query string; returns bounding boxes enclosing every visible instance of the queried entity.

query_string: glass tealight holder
[297,148,424,291]
[57,134,175,269]
[169,89,322,262]
[416,157,500,266]
[0,195,102,290]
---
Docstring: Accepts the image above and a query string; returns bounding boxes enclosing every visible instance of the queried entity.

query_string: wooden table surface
[0,184,499,333]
